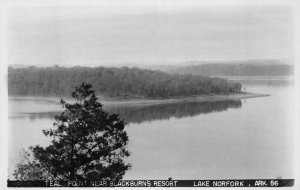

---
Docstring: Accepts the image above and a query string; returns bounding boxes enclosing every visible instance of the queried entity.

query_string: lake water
[8,77,295,180]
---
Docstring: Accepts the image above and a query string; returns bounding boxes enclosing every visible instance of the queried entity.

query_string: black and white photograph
[0,0,299,189]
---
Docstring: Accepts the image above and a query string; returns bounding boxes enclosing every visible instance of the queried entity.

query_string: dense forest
[158,63,294,76]
[8,66,242,98]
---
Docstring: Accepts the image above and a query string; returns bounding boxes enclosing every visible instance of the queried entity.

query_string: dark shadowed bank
[10,99,244,124]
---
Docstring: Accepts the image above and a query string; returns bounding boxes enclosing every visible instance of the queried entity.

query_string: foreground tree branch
[14,83,130,180]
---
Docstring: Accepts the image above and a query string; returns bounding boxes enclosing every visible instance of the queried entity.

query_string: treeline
[165,63,293,76]
[8,66,242,98]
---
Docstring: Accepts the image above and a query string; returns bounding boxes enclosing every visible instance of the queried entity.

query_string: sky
[7,4,294,67]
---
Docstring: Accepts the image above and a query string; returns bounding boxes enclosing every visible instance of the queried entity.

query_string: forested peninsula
[8,66,242,99]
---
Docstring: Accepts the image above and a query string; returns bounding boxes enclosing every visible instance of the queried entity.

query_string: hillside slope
[8,66,242,98]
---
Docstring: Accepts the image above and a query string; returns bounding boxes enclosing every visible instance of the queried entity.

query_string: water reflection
[11,100,242,124]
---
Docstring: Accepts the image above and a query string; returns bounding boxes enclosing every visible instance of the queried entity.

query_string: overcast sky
[7,4,294,67]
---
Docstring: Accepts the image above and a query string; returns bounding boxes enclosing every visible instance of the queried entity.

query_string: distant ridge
[145,59,293,76]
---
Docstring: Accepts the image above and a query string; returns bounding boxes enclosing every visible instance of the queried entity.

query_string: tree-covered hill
[8,66,242,98]
[162,63,293,76]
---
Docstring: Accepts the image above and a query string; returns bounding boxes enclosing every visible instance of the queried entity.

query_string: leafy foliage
[13,83,130,180]
[13,149,54,180]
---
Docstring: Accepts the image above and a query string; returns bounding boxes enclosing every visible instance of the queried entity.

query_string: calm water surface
[8,78,295,179]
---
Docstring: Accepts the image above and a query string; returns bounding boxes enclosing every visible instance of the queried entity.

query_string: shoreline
[102,92,269,107]
[8,92,269,107]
